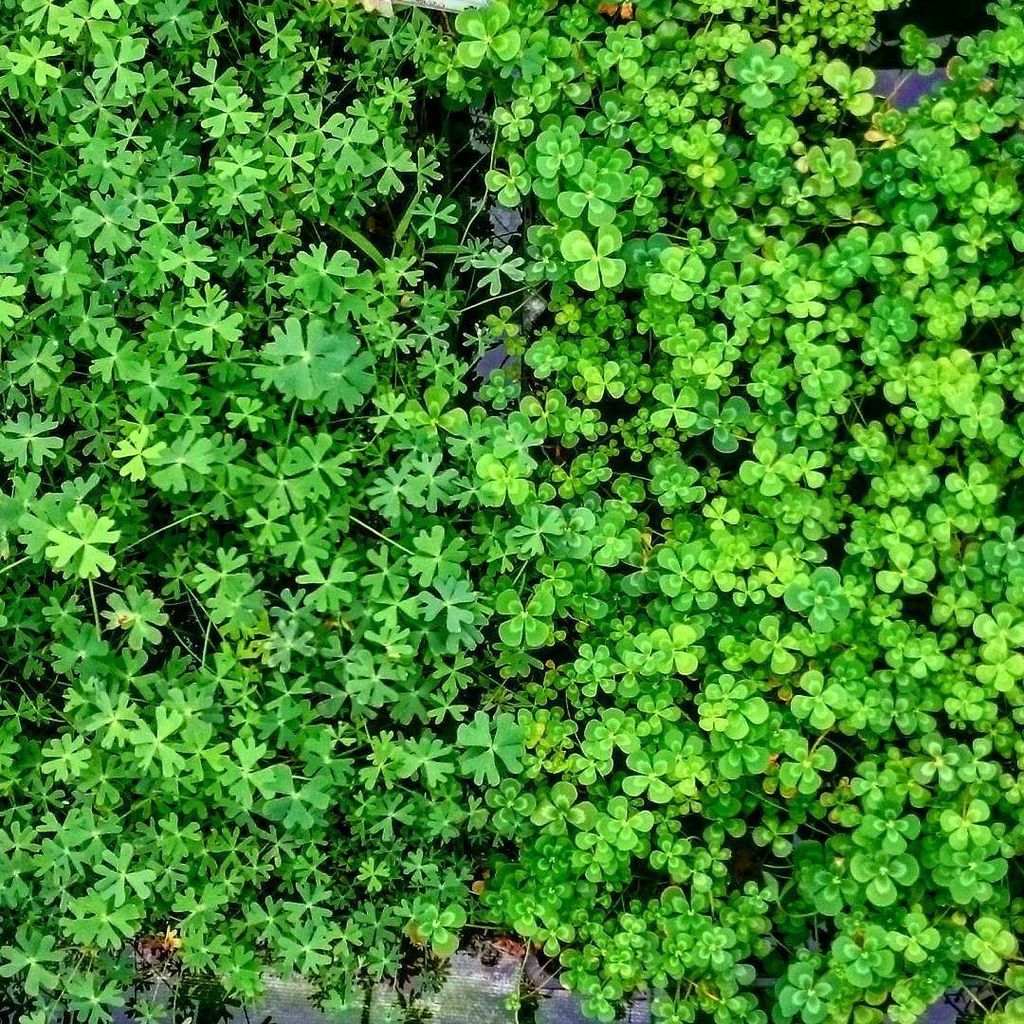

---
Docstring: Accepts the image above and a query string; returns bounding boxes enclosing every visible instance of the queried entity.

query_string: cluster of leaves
[0,0,531,1017]
[424,0,1024,1023]
[4,0,1024,1021]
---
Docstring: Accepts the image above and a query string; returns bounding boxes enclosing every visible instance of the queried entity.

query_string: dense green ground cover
[3,0,1024,1021]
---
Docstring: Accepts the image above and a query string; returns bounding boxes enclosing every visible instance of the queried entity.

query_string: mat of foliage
[2,0,1024,1022]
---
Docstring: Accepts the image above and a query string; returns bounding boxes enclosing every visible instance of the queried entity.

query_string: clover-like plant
[560,225,626,291]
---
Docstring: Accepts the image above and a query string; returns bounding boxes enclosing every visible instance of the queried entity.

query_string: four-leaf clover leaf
[560,225,626,291]
[455,4,521,68]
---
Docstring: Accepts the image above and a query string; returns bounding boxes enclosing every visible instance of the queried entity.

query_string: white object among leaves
[360,0,485,16]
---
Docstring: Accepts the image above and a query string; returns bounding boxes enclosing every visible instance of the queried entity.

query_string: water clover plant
[560,225,627,291]
[725,41,800,110]
[454,3,522,67]
[433,1,1024,1023]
